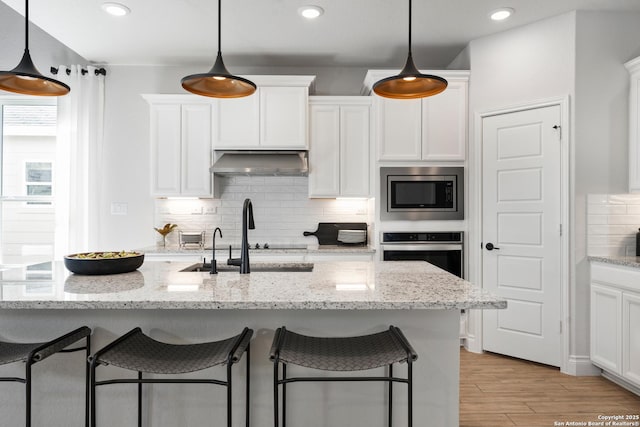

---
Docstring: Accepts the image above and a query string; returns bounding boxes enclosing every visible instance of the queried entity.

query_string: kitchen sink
[180,262,314,273]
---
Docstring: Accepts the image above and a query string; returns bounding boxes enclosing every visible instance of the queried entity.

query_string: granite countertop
[0,260,505,310]
[588,255,640,269]
[140,245,376,255]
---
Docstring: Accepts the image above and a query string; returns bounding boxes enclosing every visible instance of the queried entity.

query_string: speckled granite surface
[0,260,505,310]
[588,255,640,269]
[140,245,376,255]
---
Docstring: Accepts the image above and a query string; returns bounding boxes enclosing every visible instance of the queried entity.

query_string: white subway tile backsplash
[587,215,608,225]
[587,193,640,257]
[587,194,608,204]
[587,205,627,215]
[154,176,370,248]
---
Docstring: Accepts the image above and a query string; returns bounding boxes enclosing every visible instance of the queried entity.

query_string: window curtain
[55,65,105,258]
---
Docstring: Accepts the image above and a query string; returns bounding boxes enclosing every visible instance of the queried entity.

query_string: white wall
[462,12,577,360]
[463,10,640,370]
[0,2,86,74]
[572,10,640,359]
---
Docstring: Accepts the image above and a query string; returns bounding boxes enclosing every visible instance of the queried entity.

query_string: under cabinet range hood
[210,151,308,176]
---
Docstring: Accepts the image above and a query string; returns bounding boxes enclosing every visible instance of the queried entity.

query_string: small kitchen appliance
[380,167,464,221]
[179,231,205,248]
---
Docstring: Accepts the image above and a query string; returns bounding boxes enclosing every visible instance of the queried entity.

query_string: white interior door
[482,105,562,367]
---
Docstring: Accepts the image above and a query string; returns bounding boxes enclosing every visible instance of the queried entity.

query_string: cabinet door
[422,80,467,161]
[260,86,308,148]
[309,105,340,197]
[340,105,370,197]
[212,94,259,149]
[622,292,640,386]
[590,284,622,374]
[629,70,640,192]
[181,104,212,196]
[150,103,182,196]
[375,97,422,161]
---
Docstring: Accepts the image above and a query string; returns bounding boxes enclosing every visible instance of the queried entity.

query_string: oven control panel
[382,232,462,243]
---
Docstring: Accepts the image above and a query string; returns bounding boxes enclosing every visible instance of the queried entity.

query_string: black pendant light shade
[0,0,70,96]
[373,0,447,99]
[181,0,256,98]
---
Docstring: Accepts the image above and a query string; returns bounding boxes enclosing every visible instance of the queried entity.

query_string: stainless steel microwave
[380,167,464,220]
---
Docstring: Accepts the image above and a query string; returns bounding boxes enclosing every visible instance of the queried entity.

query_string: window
[25,161,52,204]
[0,99,58,263]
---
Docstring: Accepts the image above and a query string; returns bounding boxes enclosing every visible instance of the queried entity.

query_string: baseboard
[563,355,602,376]
[602,371,640,396]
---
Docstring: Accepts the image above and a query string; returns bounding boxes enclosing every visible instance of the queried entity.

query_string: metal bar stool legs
[0,326,92,427]
[90,327,252,426]
[270,325,417,427]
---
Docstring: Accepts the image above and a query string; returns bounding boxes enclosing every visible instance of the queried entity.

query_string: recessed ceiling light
[298,5,324,19]
[101,2,130,17]
[490,7,514,21]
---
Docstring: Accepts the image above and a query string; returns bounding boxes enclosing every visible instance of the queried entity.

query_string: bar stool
[89,327,253,427]
[270,325,417,427]
[0,326,92,427]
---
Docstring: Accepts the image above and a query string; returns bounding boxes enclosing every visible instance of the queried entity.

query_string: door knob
[485,243,500,251]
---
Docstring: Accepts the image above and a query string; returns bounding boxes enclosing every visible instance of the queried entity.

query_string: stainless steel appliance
[381,231,463,278]
[380,166,464,220]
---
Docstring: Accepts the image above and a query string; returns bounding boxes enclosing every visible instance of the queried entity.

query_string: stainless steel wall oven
[380,167,464,221]
[381,232,464,278]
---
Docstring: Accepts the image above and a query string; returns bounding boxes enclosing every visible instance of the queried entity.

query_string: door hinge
[559,224,563,236]
[553,124,562,140]
[559,320,563,334]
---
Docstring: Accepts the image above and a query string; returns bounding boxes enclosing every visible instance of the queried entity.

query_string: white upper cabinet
[363,70,469,162]
[309,97,371,198]
[376,98,422,161]
[212,94,259,147]
[144,95,212,197]
[212,76,315,150]
[625,57,640,192]
[422,80,467,161]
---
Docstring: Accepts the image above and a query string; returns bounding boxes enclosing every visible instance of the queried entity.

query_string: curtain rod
[50,66,107,76]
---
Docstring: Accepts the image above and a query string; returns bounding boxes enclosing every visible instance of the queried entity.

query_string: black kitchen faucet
[227,198,255,274]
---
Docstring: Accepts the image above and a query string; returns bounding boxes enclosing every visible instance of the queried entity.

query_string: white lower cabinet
[590,283,622,374]
[309,97,371,198]
[623,292,640,384]
[590,262,640,388]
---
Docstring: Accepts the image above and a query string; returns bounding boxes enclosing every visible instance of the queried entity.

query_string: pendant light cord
[25,0,29,50]
[217,0,222,55]
[407,0,412,56]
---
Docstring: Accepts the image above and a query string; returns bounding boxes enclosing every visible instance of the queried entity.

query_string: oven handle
[380,244,463,252]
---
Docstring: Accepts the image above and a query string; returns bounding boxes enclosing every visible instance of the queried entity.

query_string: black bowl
[64,252,145,275]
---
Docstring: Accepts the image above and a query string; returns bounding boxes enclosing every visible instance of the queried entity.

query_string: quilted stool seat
[270,326,417,427]
[0,326,92,427]
[89,327,253,427]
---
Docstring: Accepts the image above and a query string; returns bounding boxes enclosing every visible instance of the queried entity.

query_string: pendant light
[373,0,447,99]
[0,0,70,96]
[181,0,256,98]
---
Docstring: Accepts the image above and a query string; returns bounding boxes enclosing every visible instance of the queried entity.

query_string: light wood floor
[460,348,640,427]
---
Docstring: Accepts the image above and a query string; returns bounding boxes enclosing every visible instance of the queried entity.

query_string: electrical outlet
[110,202,128,215]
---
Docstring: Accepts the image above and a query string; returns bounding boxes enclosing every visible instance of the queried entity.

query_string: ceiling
[3,0,640,69]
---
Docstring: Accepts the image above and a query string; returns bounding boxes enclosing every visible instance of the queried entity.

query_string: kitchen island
[0,260,505,427]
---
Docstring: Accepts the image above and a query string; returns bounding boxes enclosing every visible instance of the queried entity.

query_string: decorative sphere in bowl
[63,251,144,275]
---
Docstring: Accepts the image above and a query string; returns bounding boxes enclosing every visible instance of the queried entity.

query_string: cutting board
[303,222,367,245]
